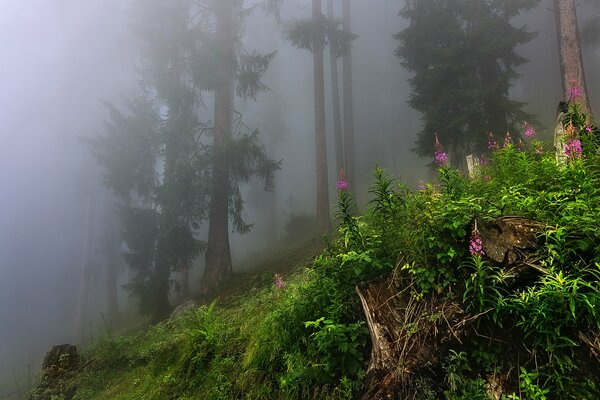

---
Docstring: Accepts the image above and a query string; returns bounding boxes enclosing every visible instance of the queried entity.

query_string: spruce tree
[89,0,279,320]
[396,0,539,164]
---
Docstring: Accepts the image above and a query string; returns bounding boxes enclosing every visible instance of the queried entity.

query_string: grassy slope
[31,104,600,399]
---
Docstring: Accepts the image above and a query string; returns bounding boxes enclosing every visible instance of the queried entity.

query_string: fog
[1,0,598,388]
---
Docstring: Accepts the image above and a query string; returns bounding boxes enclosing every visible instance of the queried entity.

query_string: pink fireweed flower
[569,82,582,100]
[469,222,484,256]
[503,132,513,147]
[479,154,489,166]
[435,151,448,166]
[434,133,448,167]
[565,138,583,158]
[518,139,526,151]
[535,145,543,156]
[524,123,536,139]
[488,132,499,151]
[274,273,285,289]
[337,168,348,190]
[418,180,426,191]
[586,126,593,134]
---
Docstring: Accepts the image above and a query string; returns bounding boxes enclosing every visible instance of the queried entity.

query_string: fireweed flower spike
[565,138,583,158]
[469,221,485,256]
[337,168,348,190]
[488,132,499,151]
[434,133,448,167]
[504,132,513,147]
[524,123,536,139]
[274,273,285,289]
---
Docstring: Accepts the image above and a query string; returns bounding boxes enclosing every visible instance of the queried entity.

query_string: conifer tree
[89,0,279,320]
[396,0,538,164]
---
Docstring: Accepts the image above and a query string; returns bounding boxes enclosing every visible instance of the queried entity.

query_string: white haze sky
[0,0,134,374]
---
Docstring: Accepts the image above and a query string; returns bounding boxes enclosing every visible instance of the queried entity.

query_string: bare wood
[466,154,480,179]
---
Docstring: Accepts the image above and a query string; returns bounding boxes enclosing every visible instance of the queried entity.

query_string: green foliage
[443,350,489,400]
[62,103,600,400]
[304,317,367,379]
[462,255,505,313]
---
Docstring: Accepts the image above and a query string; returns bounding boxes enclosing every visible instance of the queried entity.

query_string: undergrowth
[39,103,600,399]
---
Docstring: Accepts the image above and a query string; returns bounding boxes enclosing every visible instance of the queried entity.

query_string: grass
[31,103,600,399]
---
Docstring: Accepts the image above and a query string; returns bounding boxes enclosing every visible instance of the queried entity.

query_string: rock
[170,300,197,319]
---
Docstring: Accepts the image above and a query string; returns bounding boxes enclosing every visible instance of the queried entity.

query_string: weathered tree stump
[357,277,468,399]
[357,217,546,398]
[478,216,543,266]
[41,344,78,381]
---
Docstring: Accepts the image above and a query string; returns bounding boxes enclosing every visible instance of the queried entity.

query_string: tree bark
[313,0,331,234]
[105,213,120,325]
[74,174,94,343]
[327,0,344,174]
[203,0,234,293]
[555,0,592,113]
[342,0,356,194]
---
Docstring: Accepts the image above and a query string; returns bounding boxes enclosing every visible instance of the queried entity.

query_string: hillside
[30,104,600,399]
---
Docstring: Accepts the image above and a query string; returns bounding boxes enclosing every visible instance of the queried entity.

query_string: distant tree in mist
[396,0,539,164]
[89,0,279,320]
[285,0,356,233]
[342,0,356,193]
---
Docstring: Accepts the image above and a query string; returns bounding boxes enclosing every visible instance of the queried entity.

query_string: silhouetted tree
[396,0,538,164]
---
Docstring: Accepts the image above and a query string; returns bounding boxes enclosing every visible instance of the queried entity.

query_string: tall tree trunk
[342,0,356,192]
[327,0,344,173]
[74,174,94,343]
[555,0,592,113]
[313,0,331,234]
[105,209,120,325]
[203,0,234,293]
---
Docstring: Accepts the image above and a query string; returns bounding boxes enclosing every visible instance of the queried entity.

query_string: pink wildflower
[418,180,426,191]
[586,126,593,134]
[434,134,448,167]
[504,132,513,147]
[535,145,543,156]
[479,155,489,166]
[488,132,499,151]
[518,139,526,151]
[337,168,348,190]
[565,138,583,158]
[524,123,536,139]
[274,273,285,289]
[469,222,484,256]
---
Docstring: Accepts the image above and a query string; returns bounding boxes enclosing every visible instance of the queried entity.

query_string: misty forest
[3,0,600,399]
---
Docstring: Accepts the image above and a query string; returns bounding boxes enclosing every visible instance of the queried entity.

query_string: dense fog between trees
[1,0,600,383]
